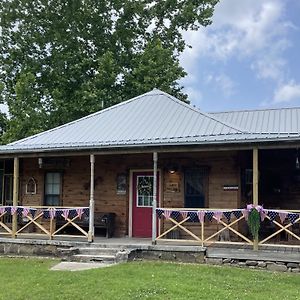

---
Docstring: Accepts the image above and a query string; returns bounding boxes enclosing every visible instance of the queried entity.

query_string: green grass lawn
[0,258,299,300]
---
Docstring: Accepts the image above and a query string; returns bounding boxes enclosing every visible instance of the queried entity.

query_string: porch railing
[156,207,300,248]
[0,206,90,240]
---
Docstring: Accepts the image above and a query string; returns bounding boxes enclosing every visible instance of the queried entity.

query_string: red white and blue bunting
[156,205,300,225]
[0,206,89,220]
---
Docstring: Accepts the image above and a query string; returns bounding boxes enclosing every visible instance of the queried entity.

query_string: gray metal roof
[211,107,300,134]
[1,90,300,154]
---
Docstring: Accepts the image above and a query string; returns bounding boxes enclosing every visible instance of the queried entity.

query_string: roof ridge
[156,90,247,133]
[210,106,300,114]
[8,90,158,146]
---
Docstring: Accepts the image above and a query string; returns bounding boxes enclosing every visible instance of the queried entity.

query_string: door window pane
[137,176,154,207]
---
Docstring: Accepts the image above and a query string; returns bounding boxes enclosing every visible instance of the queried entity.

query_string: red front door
[132,171,159,238]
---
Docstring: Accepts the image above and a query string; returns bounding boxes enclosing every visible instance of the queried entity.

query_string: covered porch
[0,146,300,250]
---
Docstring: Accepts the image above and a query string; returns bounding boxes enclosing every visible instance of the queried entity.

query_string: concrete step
[72,254,116,263]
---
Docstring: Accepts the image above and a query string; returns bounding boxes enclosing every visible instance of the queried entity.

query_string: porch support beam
[12,157,19,238]
[252,147,259,250]
[252,147,259,206]
[88,154,95,242]
[152,152,158,244]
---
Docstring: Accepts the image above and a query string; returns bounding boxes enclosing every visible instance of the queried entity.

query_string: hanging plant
[247,208,261,239]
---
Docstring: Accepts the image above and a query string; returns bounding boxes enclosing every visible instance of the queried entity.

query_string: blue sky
[180,0,300,112]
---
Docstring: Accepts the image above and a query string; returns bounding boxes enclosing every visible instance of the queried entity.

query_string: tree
[0,0,219,142]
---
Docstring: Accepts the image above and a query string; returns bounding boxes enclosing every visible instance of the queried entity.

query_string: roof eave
[1,135,300,156]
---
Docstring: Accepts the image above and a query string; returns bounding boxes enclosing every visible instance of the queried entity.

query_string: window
[184,168,207,208]
[241,169,253,201]
[26,177,37,194]
[0,159,13,206]
[44,172,61,206]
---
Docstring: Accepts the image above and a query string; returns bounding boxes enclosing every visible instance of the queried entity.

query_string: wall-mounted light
[167,164,178,174]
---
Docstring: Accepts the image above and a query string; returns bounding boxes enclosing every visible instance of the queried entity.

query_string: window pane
[45,195,60,206]
[52,183,60,195]
[52,173,61,184]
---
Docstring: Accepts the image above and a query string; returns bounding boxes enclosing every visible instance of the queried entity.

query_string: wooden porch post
[252,147,259,250]
[12,157,19,238]
[152,152,158,245]
[88,154,95,242]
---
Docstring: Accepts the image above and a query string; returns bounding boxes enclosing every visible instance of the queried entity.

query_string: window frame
[44,172,62,206]
[184,168,209,209]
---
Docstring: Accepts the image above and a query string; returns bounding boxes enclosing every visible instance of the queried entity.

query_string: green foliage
[0,0,219,142]
[1,258,300,299]
[248,208,261,239]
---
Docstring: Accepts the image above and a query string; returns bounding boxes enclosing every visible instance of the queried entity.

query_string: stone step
[72,254,116,263]
[76,247,120,255]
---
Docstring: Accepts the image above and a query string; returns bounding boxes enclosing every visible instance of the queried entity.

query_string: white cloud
[181,0,288,64]
[180,0,296,106]
[273,81,300,103]
[205,73,236,97]
[251,56,286,81]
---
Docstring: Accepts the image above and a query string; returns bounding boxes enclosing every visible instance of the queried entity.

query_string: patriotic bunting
[76,208,84,219]
[260,209,267,222]
[213,211,223,223]
[49,208,56,220]
[22,207,30,217]
[1,204,299,228]
[30,208,36,217]
[232,210,242,219]
[171,211,181,221]
[288,213,299,224]
[0,207,6,215]
[163,210,172,219]
[10,206,17,215]
[279,212,287,223]
[188,211,198,222]
[242,209,249,221]
[0,206,89,221]
[62,209,70,220]
[181,211,188,220]
[156,209,164,218]
[223,211,232,222]
[205,211,214,222]
[83,208,89,217]
[17,207,23,216]
[197,211,205,223]
[268,210,278,221]
[43,210,50,219]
